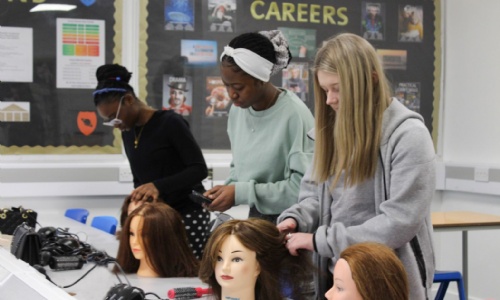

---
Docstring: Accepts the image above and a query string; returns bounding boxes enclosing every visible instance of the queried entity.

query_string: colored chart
[61,23,100,56]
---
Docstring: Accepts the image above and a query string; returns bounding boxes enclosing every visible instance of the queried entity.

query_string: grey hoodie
[278,99,435,300]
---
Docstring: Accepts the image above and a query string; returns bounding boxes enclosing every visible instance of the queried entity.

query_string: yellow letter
[265,2,281,21]
[323,6,336,25]
[297,3,307,22]
[250,0,265,20]
[336,7,349,26]
[282,3,296,22]
[310,4,320,24]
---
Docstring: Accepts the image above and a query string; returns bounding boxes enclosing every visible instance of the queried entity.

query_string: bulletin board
[142,0,441,150]
[0,0,441,154]
[0,0,122,154]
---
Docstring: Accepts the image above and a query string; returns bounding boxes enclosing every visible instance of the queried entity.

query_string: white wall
[435,0,500,299]
[2,0,500,299]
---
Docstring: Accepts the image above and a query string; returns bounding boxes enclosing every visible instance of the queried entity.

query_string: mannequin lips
[220,275,233,280]
[132,248,141,253]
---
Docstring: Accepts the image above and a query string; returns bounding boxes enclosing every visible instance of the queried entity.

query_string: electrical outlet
[119,167,133,182]
[474,167,489,182]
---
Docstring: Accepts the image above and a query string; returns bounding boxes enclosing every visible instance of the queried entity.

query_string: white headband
[220,46,273,82]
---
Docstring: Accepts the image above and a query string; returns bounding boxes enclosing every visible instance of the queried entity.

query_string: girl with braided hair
[93,64,210,259]
[204,30,315,224]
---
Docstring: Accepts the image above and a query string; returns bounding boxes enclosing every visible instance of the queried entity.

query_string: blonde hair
[312,33,391,187]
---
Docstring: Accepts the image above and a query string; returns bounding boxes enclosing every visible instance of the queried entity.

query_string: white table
[0,247,75,300]
[36,214,208,299]
[432,211,500,299]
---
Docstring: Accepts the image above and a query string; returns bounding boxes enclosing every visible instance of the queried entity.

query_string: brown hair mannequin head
[115,202,198,277]
[199,218,311,300]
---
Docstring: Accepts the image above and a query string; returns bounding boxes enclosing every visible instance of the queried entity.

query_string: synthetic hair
[93,64,136,106]
[312,33,392,188]
[115,202,199,277]
[221,31,292,78]
[118,195,154,228]
[340,242,409,300]
[199,218,312,300]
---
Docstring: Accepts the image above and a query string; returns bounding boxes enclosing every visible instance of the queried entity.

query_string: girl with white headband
[204,30,315,224]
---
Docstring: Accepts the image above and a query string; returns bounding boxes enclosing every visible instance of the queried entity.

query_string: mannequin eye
[217,256,223,262]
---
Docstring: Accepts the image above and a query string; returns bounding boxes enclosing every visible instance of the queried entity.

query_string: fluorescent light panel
[30,4,77,12]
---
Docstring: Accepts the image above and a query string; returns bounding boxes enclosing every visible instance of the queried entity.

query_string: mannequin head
[116,196,154,240]
[199,218,311,300]
[215,234,261,298]
[115,202,198,277]
[325,242,409,300]
[119,196,155,228]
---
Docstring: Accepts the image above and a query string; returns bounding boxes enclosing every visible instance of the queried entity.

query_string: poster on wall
[204,76,231,118]
[282,63,309,104]
[361,2,385,41]
[0,27,33,83]
[278,27,316,60]
[164,0,195,31]
[162,75,193,117]
[395,82,421,112]
[56,18,105,89]
[180,39,218,66]
[207,0,236,33]
[0,102,30,122]
[398,5,424,42]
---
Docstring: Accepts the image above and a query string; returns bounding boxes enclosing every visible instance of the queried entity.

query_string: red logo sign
[77,111,97,136]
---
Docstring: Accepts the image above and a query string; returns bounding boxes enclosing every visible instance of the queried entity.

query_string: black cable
[144,292,162,299]
[110,260,132,287]
[59,264,99,288]
[36,263,99,288]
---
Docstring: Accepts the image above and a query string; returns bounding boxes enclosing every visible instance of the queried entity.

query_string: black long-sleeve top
[122,110,208,214]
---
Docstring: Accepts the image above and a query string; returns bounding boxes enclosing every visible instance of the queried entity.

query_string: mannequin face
[325,258,363,300]
[129,215,145,261]
[215,235,260,293]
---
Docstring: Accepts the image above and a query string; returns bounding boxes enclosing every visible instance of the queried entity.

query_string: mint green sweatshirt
[226,89,314,215]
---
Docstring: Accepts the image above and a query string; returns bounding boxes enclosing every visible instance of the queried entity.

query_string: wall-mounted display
[143,0,439,150]
[0,0,440,154]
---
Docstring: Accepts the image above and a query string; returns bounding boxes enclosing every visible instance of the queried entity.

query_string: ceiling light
[30,4,77,12]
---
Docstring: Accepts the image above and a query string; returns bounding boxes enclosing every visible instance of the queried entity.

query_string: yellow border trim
[432,0,442,149]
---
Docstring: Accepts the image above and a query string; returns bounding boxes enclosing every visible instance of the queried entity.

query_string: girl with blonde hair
[278,33,435,299]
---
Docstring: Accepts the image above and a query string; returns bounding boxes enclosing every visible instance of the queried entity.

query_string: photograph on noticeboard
[164,0,195,31]
[163,75,193,117]
[398,4,424,42]
[204,76,231,118]
[361,2,385,41]
[207,0,236,33]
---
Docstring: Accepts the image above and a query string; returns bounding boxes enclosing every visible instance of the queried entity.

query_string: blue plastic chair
[434,270,466,300]
[90,216,118,235]
[64,208,89,224]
